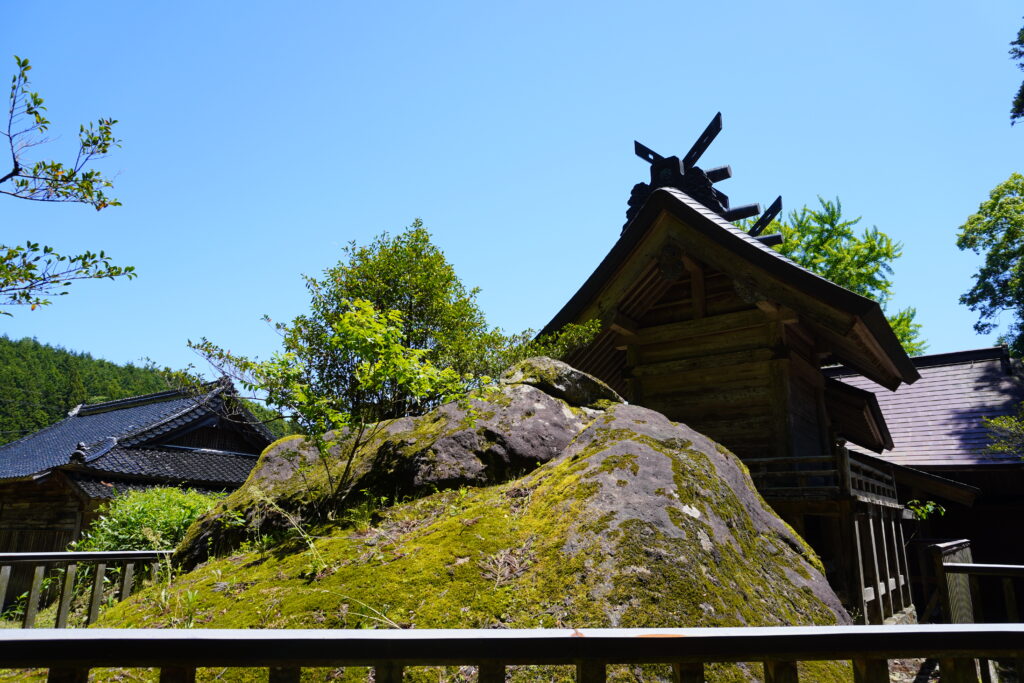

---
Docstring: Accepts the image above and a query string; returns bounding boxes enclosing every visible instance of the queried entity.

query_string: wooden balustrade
[0,625,1021,682]
[744,450,898,506]
[0,550,172,628]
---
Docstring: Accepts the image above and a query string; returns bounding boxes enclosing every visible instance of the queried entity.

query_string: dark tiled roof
[831,347,1024,468]
[71,446,256,487]
[0,382,263,480]
[66,473,233,500]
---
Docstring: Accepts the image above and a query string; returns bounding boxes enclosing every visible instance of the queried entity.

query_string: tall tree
[191,221,597,427]
[956,173,1024,356]
[1,56,133,314]
[761,197,927,355]
[1010,22,1024,124]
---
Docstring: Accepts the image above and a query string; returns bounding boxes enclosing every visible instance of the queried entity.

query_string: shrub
[72,487,223,551]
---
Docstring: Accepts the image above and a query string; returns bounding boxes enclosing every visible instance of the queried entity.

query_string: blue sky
[3,2,1022,372]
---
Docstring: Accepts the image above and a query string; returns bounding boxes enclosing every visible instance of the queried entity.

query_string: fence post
[672,662,705,682]
[159,667,196,683]
[46,668,88,683]
[576,660,606,682]
[86,563,106,625]
[763,661,798,683]
[478,663,505,682]
[853,658,889,682]
[268,667,301,682]
[0,564,10,614]
[55,563,77,628]
[375,661,402,683]
[22,564,46,628]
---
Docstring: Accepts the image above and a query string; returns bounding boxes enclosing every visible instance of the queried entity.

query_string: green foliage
[956,173,1024,356]
[760,196,927,355]
[1010,22,1024,124]
[905,499,946,521]
[192,221,598,428]
[983,404,1024,458]
[72,488,223,551]
[1,56,132,314]
[0,336,170,445]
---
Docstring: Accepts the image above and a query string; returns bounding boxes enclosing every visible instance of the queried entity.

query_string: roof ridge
[76,383,221,416]
[114,384,227,446]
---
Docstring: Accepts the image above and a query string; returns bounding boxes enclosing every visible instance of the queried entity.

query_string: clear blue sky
[3,2,1022,372]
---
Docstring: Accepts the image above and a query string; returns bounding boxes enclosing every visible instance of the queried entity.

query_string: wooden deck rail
[0,625,1022,683]
[745,449,898,507]
[0,550,172,628]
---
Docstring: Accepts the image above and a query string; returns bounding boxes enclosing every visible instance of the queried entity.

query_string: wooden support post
[0,564,9,614]
[892,515,912,606]
[763,660,798,683]
[871,513,894,619]
[23,563,45,628]
[55,563,77,628]
[576,660,606,682]
[47,669,88,683]
[672,662,705,682]
[863,514,885,624]
[938,658,980,683]
[880,510,900,614]
[268,667,301,683]
[478,663,505,683]
[159,668,196,683]
[852,514,874,624]
[1002,579,1024,677]
[852,658,889,683]
[374,662,402,683]
[87,562,106,626]
[681,255,706,319]
[120,562,135,600]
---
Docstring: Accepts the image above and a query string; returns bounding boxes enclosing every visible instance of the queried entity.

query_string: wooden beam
[681,255,706,318]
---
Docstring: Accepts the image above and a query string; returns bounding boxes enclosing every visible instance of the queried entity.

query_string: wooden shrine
[541,115,946,623]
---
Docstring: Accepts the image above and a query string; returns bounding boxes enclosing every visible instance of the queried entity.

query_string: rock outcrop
[107,358,850,681]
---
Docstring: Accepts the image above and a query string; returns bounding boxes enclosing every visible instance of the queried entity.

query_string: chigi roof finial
[626,112,782,241]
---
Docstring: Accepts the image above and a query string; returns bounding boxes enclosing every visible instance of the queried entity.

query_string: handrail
[944,563,1024,579]
[0,550,171,564]
[0,625,1021,682]
[0,550,172,628]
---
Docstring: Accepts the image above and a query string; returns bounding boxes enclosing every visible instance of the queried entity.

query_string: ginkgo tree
[760,197,927,356]
[1,56,133,314]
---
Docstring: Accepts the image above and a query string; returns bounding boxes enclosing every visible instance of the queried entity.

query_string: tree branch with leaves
[1,56,133,314]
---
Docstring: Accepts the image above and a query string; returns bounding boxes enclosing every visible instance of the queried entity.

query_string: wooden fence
[0,550,171,628]
[0,625,1022,683]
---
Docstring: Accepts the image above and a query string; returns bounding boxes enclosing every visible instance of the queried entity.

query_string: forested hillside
[0,336,168,446]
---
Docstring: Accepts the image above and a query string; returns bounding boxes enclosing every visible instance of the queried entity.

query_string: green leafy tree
[984,406,1024,459]
[188,223,596,491]
[1,56,133,314]
[194,221,596,426]
[1010,22,1024,124]
[761,197,927,355]
[956,173,1024,356]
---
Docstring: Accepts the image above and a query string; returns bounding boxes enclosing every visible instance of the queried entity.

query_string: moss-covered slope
[99,358,851,681]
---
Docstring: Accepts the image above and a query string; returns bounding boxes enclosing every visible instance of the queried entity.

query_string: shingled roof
[830,347,1024,469]
[542,186,919,391]
[0,380,272,481]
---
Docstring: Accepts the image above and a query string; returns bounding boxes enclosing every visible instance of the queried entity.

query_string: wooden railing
[0,625,1021,682]
[0,550,171,628]
[931,540,1024,678]
[745,448,898,506]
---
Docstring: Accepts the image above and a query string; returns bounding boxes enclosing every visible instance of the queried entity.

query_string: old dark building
[0,379,273,554]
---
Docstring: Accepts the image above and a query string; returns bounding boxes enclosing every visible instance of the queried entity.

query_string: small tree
[1,56,133,314]
[761,197,927,355]
[956,173,1024,356]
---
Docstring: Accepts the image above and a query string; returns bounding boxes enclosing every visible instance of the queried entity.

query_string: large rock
[148,358,850,680]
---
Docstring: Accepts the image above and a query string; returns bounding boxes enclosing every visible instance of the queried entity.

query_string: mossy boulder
[125,358,852,681]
